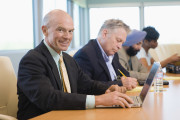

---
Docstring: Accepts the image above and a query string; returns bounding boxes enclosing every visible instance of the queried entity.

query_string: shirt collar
[96,39,114,63]
[43,40,62,63]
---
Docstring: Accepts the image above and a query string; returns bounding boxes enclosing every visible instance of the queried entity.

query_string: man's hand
[121,76,137,90]
[95,91,133,108]
[105,85,126,93]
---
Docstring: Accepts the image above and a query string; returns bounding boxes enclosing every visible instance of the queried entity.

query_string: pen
[118,69,127,78]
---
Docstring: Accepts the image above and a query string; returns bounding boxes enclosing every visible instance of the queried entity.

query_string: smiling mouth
[58,40,69,46]
[61,43,69,47]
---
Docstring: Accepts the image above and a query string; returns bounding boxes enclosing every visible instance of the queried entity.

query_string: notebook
[96,62,160,108]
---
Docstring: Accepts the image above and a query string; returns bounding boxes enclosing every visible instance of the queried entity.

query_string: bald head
[43,9,73,27]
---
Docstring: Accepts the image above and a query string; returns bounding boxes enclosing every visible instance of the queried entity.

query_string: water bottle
[154,67,163,93]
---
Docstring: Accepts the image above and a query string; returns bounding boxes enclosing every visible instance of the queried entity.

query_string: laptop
[128,62,160,107]
[96,62,160,108]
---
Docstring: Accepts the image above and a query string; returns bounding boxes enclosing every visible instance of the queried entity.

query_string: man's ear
[102,29,108,38]
[143,39,149,45]
[42,26,48,36]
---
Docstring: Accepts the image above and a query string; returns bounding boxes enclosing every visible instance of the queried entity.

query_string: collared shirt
[43,40,95,109]
[96,39,117,81]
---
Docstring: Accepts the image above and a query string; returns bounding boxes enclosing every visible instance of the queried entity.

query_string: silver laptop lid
[139,62,160,102]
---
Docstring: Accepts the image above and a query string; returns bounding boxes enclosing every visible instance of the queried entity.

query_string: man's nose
[117,43,122,49]
[63,31,71,39]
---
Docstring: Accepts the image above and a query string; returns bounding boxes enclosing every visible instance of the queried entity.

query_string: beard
[126,46,140,56]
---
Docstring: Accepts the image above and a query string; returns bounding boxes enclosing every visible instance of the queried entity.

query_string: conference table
[31,73,180,120]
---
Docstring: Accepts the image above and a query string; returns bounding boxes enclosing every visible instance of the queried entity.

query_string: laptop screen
[139,62,160,102]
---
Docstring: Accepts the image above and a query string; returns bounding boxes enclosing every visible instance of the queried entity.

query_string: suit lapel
[131,56,137,71]
[93,40,112,81]
[121,47,130,70]
[40,41,62,90]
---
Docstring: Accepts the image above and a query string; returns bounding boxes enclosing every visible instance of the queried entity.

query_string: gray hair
[98,19,130,36]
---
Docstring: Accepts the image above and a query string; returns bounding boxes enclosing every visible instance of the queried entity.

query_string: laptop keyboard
[130,96,139,104]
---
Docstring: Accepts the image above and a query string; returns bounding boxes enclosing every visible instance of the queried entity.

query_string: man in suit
[73,19,137,90]
[17,10,133,120]
[117,29,149,82]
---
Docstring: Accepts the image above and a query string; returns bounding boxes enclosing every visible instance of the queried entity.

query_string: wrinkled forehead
[54,17,74,30]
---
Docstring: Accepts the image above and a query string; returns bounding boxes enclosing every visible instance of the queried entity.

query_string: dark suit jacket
[17,41,108,120]
[73,39,130,86]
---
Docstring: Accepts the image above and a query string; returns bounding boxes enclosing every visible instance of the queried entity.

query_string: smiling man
[74,19,137,90]
[17,10,134,120]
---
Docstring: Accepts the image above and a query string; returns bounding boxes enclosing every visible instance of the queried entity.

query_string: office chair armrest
[0,114,17,120]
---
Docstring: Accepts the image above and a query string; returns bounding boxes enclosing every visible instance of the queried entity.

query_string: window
[89,7,140,39]
[43,0,67,17]
[72,3,80,48]
[0,0,33,50]
[144,6,180,44]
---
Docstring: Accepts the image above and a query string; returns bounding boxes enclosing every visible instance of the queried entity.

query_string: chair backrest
[0,56,18,118]
[149,44,180,62]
